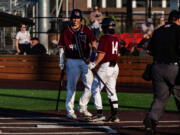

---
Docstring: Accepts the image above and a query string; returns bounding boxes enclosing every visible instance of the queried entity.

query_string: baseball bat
[55,66,66,111]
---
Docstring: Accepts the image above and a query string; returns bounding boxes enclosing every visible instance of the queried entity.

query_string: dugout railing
[0,55,152,85]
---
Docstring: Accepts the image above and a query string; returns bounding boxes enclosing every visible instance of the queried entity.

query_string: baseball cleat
[77,106,92,117]
[143,118,157,135]
[89,114,106,122]
[107,115,120,123]
[67,112,77,119]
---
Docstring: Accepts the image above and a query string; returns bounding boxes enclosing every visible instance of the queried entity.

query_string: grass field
[0,89,178,112]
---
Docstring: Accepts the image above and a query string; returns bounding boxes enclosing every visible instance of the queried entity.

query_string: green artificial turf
[0,89,178,112]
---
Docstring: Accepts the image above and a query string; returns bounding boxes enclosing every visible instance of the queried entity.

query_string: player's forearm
[95,53,105,64]
[91,41,97,49]
[88,52,104,70]
[16,40,19,50]
[28,36,31,42]
[90,41,97,62]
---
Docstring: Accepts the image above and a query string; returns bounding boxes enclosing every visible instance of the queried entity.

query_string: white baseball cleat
[67,112,77,119]
[77,106,92,117]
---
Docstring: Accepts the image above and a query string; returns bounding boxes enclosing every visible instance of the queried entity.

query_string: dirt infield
[0,109,179,135]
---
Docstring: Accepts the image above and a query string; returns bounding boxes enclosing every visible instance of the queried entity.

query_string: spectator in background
[90,5,103,39]
[141,18,154,34]
[119,40,131,56]
[155,16,165,29]
[16,24,31,55]
[136,31,152,56]
[29,37,46,55]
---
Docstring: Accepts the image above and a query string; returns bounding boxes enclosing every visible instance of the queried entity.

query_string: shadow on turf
[1,93,179,111]
[0,93,56,102]
[0,93,152,111]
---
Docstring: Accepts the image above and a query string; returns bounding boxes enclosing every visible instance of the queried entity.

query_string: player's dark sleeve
[137,38,148,48]
[90,47,97,62]
[176,26,180,49]
[146,31,157,55]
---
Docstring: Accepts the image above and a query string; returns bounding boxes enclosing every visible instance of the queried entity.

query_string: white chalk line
[0,124,179,129]
[0,132,114,135]
[0,125,117,134]
[0,117,65,120]
[120,125,180,128]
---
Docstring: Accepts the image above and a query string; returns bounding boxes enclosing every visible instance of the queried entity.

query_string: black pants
[146,63,180,122]
[19,44,30,55]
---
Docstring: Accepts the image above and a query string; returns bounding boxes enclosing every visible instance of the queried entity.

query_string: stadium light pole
[126,0,133,32]
[148,0,152,18]
[65,0,68,19]
[38,0,50,51]
[146,0,152,19]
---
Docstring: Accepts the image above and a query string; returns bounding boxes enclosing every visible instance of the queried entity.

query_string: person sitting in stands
[119,40,131,56]
[141,18,154,34]
[155,16,165,29]
[29,37,47,55]
[136,31,152,56]
[16,24,31,55]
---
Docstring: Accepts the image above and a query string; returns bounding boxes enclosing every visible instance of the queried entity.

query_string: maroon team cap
[70,9,82,20]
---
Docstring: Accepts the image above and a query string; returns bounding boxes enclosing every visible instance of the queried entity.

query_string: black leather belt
[154,61,178,65]
[109,61,116,67]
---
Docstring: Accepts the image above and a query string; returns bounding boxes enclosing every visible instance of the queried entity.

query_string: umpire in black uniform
[144,10,180,135]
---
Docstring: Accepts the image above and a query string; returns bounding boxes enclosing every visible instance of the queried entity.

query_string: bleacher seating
[132,28,143,33]
[114,32,144,48]
[133,33,144,38]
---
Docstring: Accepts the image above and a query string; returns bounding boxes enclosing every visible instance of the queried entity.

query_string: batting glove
[59,47,64,70]
[88,62,96,70]
[59,63,64,70]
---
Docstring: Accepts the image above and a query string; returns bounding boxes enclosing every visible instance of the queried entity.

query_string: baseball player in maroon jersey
[88,18,120,122]
[58,9,97,119]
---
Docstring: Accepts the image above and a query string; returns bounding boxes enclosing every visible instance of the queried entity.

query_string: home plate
[37,125,117,134]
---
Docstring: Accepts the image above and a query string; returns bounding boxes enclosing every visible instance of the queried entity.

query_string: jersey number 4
[112,41,118,54]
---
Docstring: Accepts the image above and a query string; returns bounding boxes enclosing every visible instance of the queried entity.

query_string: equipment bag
[142,64,152,81]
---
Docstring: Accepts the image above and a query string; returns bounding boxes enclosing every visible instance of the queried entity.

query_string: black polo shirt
[30,43,47,55]
[148,23,180,62]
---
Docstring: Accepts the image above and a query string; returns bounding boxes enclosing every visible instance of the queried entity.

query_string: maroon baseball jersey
[58,25,96,59]
[98,34,120,64]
